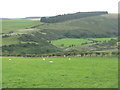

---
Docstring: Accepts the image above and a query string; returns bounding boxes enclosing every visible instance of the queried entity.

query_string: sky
[0,0,119,18]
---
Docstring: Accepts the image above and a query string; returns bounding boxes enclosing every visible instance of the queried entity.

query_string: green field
[52,38,117,48]
[2,19,42,33]
[2,57,118,88]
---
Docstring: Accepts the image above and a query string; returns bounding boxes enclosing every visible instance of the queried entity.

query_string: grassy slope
[1,19,60,54]
[2,19,42,46]
[3,57,118,88]
[37,14,117,35]
[2,19,42,33]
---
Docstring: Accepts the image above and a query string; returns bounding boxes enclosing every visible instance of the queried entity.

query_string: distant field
[2,19,42,33]
[52,38,117,48]
[2,57,118,88]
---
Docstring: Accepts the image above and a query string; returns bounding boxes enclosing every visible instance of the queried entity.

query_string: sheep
[48,61,53,63]
[9,59,11,61]
[43,58,45,60]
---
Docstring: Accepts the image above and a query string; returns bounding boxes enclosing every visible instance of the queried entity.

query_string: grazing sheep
[68,58,71,60]
[9,59,11,61]
[49,61,53,63]
[43,58,45,60]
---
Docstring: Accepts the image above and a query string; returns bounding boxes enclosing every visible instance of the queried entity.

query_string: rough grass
[2,57,118,88]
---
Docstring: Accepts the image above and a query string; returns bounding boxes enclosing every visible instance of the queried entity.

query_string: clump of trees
[41,11,108,23]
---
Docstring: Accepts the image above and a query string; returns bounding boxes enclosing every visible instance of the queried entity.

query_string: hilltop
[40,11,108,23]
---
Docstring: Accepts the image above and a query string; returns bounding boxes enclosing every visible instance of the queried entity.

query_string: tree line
[40,11,108,23]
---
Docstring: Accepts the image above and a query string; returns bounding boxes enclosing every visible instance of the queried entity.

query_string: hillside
[36,14,118,39]
[1,13,118,56]
[2,34,60,56]
[1,19,60,55]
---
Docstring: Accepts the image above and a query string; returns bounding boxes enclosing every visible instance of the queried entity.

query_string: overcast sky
[0,0,119,18]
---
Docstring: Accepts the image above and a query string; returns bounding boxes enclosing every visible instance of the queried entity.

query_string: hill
[36,14,118,39]
[1,13,118,56]
[2,19,60,55]
[2,34,60,56]
[40,11,108,23]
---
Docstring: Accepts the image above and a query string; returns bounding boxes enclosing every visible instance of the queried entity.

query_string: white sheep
[49,61,53,63]
[9,59,11,61]
[64,55,66,57]
[43,58,45,60]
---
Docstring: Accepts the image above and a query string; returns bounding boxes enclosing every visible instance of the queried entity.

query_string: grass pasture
[2,57,118,88]
[51,38,116,48]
